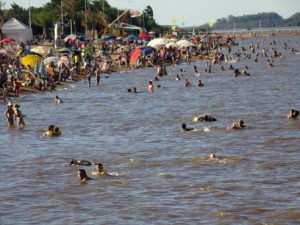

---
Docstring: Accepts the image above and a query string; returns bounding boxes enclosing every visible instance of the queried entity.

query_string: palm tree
[33,10,53,40]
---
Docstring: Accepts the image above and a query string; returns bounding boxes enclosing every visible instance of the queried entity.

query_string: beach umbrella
[130,48,140,63]
[64,34,77,42]
[20,50,43,58]
[116,46,130,53]
[139,47,154,55]
[138,33,153,40]
[176,40,189,46]
[34,60,39,74]
[39,60,46,77]
[0,49,7,55]
[0,38,15,43]
[21,54,43,69]
[126,34,138,40]
[57,47,71,54]
[31,46,48,55]
[58,56,69,67]
[105,35,116,41]
[43,56,60,64]
[166,42,179,48]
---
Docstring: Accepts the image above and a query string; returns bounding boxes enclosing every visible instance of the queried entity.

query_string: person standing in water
[13,104,25,126]
[5,102,15,127]
[87,70,91,87]
[95,67,101,86]
[148,80,154,93]
[54,96,63,104]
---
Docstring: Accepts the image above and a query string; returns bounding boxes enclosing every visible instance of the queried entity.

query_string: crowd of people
[1,32,299,184]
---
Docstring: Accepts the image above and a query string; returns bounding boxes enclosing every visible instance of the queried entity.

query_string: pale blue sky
[3,0,300,26]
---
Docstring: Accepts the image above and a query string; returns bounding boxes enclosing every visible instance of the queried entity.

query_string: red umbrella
[0,38,16,43]
[130,48,141,63]
[138,33,152,40]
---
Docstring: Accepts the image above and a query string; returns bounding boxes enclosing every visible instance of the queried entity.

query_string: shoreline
[1,31,299,98]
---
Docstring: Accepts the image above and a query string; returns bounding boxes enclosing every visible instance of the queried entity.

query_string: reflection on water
[1,36,300,224]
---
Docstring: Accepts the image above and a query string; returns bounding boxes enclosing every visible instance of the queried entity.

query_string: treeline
[0,0,162,39]
[199,12,300,30]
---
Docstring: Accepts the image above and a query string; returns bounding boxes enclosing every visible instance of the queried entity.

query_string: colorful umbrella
[21,54,43,69]
[58,56,69,67]
[64,34,77,42]
[0,49,7,55]
[31,46,48,55]
[57,48,71,53]
[43,56,60,64]
[130,48,140,63]
[0,38,16,43]
[20,50,43,58]
[34,60,39,74]
[138,33,152,40]
[39,60,46,77]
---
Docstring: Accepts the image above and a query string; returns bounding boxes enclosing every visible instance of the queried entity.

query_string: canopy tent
[2,18,33,43]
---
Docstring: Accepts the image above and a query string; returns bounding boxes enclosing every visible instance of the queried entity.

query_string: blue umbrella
[127,34,138,40]
[20,49,43,58]
[39,60,46,78]
[34,60,39,74]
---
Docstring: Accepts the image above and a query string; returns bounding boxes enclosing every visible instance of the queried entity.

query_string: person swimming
[70,159,94,166]
[184,79,191,87]
[44,125,55,136]
[180,123,194,132]
[287,109,299,119]
[92,163,109,176]
[193,114,217,122]
[228,119,247,129]
[77,169,93,182]
[53,127,61,136]
[197,80,204,87]
[54,95,63,104]
[210,153,217,159]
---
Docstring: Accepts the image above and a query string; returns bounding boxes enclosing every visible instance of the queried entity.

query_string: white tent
[2,18,33,43]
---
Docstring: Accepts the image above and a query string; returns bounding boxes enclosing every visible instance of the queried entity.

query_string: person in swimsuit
[53,127,61,136]
[92,163,109,176]
[5,102,15,127]
[70,159,94,166]
[287,109,299,119]
[148,80,154,93]
[44,125,55,136]
[13,104,25,126]
[193,114,217,122]
[228,119,246,129]
[77,169,93,182]
[180,123,194,132]
[54,96,63,104]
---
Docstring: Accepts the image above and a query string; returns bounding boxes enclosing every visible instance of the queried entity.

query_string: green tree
[32,9,53,39]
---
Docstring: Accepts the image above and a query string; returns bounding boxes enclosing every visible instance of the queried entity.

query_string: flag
[172,18,177,25]
[209,18,214,28]
[182,15,186,26]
